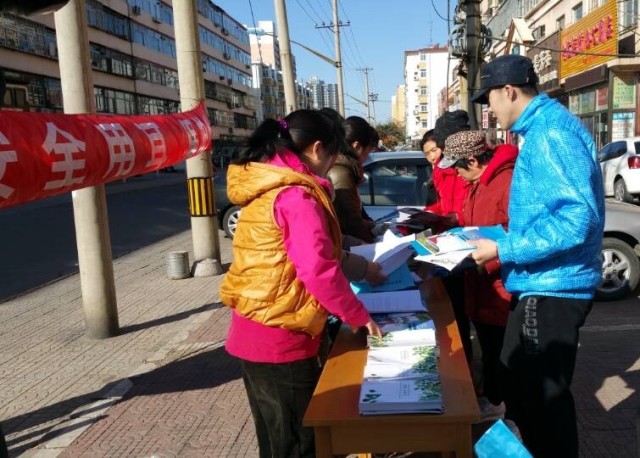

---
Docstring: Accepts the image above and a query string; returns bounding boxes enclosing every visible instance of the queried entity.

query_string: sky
[217,0,453,124]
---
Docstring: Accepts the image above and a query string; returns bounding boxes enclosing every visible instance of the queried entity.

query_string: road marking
[582,324,640,332]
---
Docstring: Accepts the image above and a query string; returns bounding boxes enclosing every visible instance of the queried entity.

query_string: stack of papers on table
[359,312,443,415]
[350,230,416,275]
[359,345,443,415]
[357,289,426,314]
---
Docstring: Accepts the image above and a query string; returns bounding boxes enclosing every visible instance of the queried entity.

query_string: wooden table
[303,278,480,457]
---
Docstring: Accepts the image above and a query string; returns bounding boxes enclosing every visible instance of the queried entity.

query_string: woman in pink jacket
[220,110,380,458]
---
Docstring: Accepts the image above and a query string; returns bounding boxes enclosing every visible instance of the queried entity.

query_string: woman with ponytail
[220,110,381,458]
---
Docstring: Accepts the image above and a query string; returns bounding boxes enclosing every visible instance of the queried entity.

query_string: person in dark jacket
[439,130,518,424]
[328,116,376,243]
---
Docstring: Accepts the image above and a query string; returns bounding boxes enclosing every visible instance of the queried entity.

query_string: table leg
[315,427,333,458]
[454,427,473,458]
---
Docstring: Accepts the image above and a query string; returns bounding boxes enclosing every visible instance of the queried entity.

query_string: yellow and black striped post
[187,177,215,217]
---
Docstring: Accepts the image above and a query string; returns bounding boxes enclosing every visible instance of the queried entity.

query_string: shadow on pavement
[119,302,223,335]
[4,346,241,456]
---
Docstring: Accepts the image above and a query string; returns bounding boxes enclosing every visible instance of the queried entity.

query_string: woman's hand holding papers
[356,320,383,338]
[364,261,388,286]
[469,239,498,265]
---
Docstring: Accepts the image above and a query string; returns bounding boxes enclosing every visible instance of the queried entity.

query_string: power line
[247,0,263,65]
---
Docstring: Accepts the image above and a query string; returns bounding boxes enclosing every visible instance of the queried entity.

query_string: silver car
[361,151,640,301]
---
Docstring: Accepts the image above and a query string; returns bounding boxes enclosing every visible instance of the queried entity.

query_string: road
[0,183,193,302]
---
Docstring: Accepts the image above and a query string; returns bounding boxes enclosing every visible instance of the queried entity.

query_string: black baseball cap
[471,55,539,104]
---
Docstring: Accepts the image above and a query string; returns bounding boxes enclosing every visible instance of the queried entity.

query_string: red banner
[0,103,211,209]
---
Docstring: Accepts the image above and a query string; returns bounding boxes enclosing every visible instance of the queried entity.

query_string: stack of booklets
[359,312,443,415]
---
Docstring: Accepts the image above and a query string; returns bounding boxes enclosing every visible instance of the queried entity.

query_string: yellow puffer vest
[220,161,342,337]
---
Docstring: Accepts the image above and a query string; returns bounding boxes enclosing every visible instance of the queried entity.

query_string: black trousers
[473,321,506,406]
[239,357,321,458]
[0,425,7,458]
[501,295,592,458]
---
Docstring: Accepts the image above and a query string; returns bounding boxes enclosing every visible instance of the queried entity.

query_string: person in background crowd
[328,116,377,243]
[438,130,518,425]
[220,110,381,458]
[469,54,604,457]
[411,111,474,366]
[317,108,387,286]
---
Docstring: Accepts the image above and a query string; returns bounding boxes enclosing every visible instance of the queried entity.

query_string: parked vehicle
[362,151,640,301]
[598,137,640,203]
[213,172,240,239]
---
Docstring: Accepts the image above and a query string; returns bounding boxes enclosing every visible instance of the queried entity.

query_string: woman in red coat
[439,130,518,422]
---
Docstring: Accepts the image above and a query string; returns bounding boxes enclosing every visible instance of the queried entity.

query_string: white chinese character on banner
[179,117,208,156]
[0,131,18,199]
[136,122,167,168]
[96,123,136,178]
[42,122,87,190]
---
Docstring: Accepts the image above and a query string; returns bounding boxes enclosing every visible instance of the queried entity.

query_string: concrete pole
[333,0,345,116]
[274,0,297,114]
[54,0,119,339]
[173,0,222,276]
[464,0,482,129]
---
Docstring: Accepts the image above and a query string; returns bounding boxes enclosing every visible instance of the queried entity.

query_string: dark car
[213,172,240,239]
[362,151,640,301]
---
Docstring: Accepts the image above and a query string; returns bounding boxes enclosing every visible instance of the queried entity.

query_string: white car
[598,137,640,203]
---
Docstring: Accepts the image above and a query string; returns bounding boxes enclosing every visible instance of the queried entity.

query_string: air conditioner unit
[152,16,161,23]
[223,52,231,60]
[221,27,229,36]
[219,75,225,80]
[227,78,233,84]
[132,5,142,15]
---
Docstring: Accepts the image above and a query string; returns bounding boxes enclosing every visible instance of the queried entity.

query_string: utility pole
[463,0,482,128]
[369,93,378,126]
[274,0,297,114]
[357,67,373,124]
[54,0,119,338]
[316,1,349,116]
[174,0,222,276]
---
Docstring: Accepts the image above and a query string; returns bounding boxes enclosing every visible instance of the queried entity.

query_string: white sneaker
[503,419,522,441]
[476,397,506,422]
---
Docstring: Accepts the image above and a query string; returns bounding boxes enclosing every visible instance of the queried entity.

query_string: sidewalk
[1,225,639,456]
[1,227,257,457]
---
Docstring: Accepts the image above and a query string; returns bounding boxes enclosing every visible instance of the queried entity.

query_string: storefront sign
[560,0,617,79]
[612,75,636,109]
[611,112,635,140]
[596,86,609,111]
[527,32,561,92]
[0,104,211,209]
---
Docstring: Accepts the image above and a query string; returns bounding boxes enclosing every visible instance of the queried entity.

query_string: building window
[420,104,427,112]
[419,86,428,95]
[421,120,428,128]
[420,69,427,78]
[556,15,565,30]
[533,25,545,40]
[572,3,583,21]
[420,53,426,61]
[620,0,638,27]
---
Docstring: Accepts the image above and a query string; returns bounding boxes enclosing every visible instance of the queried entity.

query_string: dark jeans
[0,425,7,458]
[442,273,473,363]
[239,357,321,458]
[501,295,592,458]
[473,321,506,406]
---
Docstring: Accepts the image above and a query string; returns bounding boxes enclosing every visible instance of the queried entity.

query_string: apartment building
[0,0,259,159]
[482,0,639,149]
[404,45,459,141]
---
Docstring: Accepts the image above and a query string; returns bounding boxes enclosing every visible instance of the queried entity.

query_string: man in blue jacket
[470,54,604,458]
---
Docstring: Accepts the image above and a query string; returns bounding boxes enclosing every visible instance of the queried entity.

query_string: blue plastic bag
[474,420,533,458]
